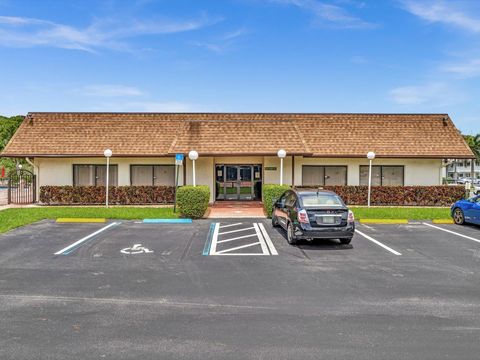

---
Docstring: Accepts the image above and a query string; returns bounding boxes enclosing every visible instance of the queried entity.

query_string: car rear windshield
[300,194,343,207]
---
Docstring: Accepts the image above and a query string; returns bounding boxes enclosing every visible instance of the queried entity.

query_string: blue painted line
[203,223,215,256]
[143,219,192,224]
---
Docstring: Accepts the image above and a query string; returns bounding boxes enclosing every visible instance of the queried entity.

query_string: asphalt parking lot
[0,219,480,359]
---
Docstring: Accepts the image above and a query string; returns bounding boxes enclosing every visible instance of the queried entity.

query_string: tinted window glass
[285,193,297,207]
[360,166,403,186]
[74,165,117,186]
[301,194,343,207]
[302,166,347,186]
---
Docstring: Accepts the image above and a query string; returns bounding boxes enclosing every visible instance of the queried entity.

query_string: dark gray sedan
[272,189,355,245]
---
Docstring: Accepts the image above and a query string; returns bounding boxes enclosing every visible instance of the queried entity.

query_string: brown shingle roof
[1,112,474,158]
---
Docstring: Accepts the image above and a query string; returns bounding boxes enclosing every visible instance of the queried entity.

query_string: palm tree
[464,134,480,181]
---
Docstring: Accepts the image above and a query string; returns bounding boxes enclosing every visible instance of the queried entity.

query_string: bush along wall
[40,186,175,205]
[294,185,466,207]
[262,184,466,217]
[262,184,291,218]
[176,185,210,219]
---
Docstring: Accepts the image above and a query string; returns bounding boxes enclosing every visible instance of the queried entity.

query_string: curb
[432,219,454,224]
[359,219,409,224]
[56,218,106,223]
[143,219,192,224]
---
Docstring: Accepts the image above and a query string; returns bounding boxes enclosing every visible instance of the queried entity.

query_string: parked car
[272,189,355,245]
[451,195,480,225]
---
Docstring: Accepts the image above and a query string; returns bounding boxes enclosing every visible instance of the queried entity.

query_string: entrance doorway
[215,164,262,201]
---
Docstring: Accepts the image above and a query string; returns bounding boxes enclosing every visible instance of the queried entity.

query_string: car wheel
[286,222,298,245]
[340,237,352,245]
[453,208,465,225]
[272,214,279,227]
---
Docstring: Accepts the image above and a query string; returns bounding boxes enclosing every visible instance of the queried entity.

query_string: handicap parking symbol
[121,244,154,255]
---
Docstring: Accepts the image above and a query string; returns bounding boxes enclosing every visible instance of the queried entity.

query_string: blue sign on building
[175,154,184,161]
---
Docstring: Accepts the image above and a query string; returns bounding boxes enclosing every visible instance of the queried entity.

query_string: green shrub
[40,186,175,205]
[294,185,465,206]
[262,184,291,218]
[176,185,210,219]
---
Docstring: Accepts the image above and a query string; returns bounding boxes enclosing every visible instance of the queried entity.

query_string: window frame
[73,164,118,187]
[359,165,405,186]
[301,165,348,186]
[130,164,176,186]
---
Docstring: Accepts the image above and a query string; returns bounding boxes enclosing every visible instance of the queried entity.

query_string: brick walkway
[207,201,266,218]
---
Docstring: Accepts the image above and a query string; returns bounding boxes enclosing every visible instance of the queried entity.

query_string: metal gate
[8,169,36,204]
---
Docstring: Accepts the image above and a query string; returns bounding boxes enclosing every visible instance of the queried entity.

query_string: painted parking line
[206,222,278,256]
[422,222,480,244]
[218,227,255,235]
[54,222,121,255]
[219,223,243,229]
[258,223,278,255]
[354,229,402,256]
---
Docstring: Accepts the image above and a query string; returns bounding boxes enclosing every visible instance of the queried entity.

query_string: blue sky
[0,0,479,133]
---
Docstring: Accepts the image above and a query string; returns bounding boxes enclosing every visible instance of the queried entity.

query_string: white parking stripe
[258,223,278,255]
[355,229,402,256]
[253,223,270,255]
[219,223,243,229]
[217,233,257,244]
[54,222,120,255]
[215,242,261,254]
[422,222,480,244]
[209,223,221,255]
[218,226,255,235]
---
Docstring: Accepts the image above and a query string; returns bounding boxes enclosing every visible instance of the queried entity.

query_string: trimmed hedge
[176,185,210,219]
[262,184,291,218]
[40,186,175,205]
[294,185,466,206]
[263,184,466,217]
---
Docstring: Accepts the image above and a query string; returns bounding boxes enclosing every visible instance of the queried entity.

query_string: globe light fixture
[104,149,112,208]
[277,149,287,185]
[189,150,199,186]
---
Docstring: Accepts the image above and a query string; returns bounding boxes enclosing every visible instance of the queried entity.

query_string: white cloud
[0,14,219,52]
[400,0,480,33]
[441,58,480,78]
[271,0,376,29]
[193,27,249,53]
[80,84,144,97]
[389,82,460,106]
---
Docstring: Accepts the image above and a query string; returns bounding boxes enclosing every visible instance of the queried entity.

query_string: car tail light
[348,210,355,223]
[297,209,309,224]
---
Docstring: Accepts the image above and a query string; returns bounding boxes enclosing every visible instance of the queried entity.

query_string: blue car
[451,195,480,225]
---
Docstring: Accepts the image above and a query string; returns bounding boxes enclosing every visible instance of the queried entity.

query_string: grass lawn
[0,207,178,234]
[350,206,451,220]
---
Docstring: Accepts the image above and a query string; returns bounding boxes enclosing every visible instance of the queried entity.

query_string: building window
[359,165,404,186]
[131,165,175,186]
[302,166,347,186]
[73,165,118,186]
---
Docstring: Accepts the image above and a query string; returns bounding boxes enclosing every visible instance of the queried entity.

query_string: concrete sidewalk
[207,201,266,218]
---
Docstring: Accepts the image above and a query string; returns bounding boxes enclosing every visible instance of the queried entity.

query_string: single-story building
[1,112,474,203]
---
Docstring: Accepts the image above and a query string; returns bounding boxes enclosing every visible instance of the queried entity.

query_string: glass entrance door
[216,164,262,201]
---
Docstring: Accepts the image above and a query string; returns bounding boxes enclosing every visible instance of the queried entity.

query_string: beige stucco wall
[34,157,182,188]
[34,156,442,203]
[293,157,442,186]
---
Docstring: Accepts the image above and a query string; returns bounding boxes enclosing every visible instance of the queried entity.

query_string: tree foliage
[0,115,25,174]
[464,134,480,160]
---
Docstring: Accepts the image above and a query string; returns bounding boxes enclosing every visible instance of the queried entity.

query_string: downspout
[25,157,39,203]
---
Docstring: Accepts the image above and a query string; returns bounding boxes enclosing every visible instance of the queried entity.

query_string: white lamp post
[189,150,199,186]
[104,149,112,208]
[367,151,375,208]
[277,149,287,186]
